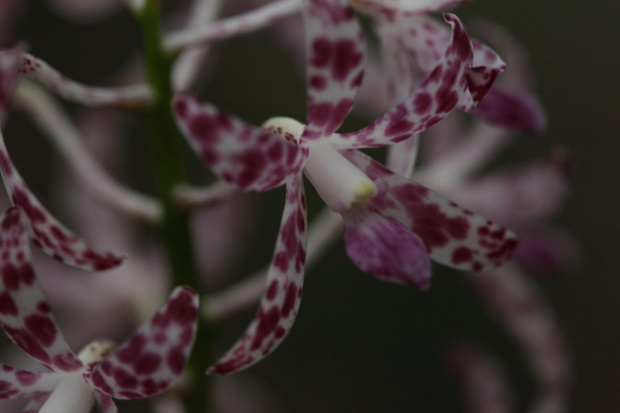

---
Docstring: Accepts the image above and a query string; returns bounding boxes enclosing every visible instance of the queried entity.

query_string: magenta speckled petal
[0,208,83,372]
[334,14,476,148]
[0,365,60,399]
[208,173,307,374]
[351,0,467,18]
[0,131,125,271]
[343,208,431,288]
[0,48,22,122]
[300,0,366,144]
[343,150,518,272]
[173,93,308,192]
[84,286,199,399]
[472,86,546,133]
[94,392,119,413]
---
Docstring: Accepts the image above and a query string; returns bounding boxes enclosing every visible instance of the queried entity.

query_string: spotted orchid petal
[19,53,153,109]
[0,208,83,372]
[94,391,119,413]
[343,150,518,272]
[342,207,431,288]
[0,365,60,399]
[83,286,198,399]
[173,93,308,192]
[446,150,570,226]
[333,14,477,149]
[300,0,366,144]
[208,173,307,374]
[0,131,125,271]
[350,0,468,19]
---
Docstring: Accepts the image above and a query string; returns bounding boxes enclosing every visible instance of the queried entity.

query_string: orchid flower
[0,207,199,412]
[0,48,125,271]
[173,0,516,374]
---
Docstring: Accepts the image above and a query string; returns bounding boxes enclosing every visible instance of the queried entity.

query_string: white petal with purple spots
[173,93,308,192]
[0,365,59,399]
[84,287,199,399]
[208,173,307,374]
[0,208,83,372]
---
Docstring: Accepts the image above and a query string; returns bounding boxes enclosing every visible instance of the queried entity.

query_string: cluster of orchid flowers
[0,0,576,412]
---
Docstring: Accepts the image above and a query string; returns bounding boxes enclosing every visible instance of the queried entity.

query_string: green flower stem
[137,2,212,412]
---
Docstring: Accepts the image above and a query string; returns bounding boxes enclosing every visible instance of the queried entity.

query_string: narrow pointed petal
[472,86,546,133]
[173,93,308,192]
[84,287,199,399]
[0,208,83,372]
[350,0,468,18]
[19,54,153,109]
[448,344,514,413]
[0,48,23,122]
[342,207,431,288]
[0,365,60,399]
[334,14,476,148]
[300,0,366,144]
[208,174,307,374]
[343,150,518,272]
[0,131,125,271]
[94,392,119,413]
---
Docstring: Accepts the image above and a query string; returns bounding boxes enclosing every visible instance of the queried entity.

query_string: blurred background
[1,0,618,411]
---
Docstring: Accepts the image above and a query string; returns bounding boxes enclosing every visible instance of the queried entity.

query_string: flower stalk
[137,1,211,412]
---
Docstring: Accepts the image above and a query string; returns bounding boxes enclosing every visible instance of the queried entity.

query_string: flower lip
[262,116,305,144]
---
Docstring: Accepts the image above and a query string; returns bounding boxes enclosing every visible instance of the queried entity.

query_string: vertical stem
[137,2,211,412]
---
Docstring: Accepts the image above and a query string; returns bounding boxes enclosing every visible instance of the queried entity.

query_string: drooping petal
[472,86,546,133]
[19,53,153,109]
[84,286,199,399]
[0,131,125,271]
[208,173,307,374]
[0,48,22,122]
[94,392,119,413]
[0,208,83,372]
[343,150,518,272]
[342,207,431,288]
[448,343,514,413]
[173,93,308,192]
[0,365,60,399]
[350,0,467,19]
[445,150,570,226]
[333,14,477,148]
[300,0,366,144]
